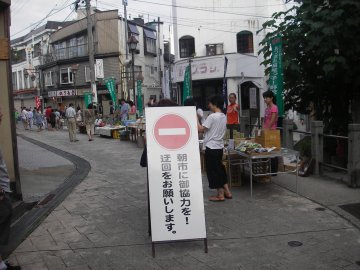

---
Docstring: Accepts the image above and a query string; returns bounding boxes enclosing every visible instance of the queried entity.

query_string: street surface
[8,129,360,270]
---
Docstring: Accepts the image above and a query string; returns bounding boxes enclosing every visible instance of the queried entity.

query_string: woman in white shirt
[198,95,232,202]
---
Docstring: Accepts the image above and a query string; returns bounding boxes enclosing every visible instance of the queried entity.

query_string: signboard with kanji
[146,107,207,242]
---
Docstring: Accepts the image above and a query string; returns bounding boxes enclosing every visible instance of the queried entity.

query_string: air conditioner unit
[216,44,224,55]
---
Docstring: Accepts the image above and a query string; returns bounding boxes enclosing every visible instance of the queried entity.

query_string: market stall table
[227,148,299,199]
[95,126,125,138]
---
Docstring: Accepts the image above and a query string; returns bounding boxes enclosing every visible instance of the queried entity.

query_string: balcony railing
[41,44,88,65]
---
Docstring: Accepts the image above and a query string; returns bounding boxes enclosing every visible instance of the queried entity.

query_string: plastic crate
[112,130,120,139]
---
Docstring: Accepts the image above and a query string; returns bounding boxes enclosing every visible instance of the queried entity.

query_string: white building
[11,21,72,110]
[172,0,287,119]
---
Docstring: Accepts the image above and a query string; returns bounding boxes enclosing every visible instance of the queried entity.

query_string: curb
[4,135,91,257]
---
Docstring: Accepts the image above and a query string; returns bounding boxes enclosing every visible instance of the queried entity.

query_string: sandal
[209,196,225,202]
[224,192,233,199]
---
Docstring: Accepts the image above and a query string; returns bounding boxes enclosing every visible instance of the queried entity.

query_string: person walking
[34,109,44,132]
[226,93,240,139]
[0,107,22,270]
[45,106,52,131]
[76,105,82,124]
[84,104,96,141]
[27,108,33,131]
[65,103,78,142]
[198,95,232,202]
[119,99,129,121]
[20,107,28,130]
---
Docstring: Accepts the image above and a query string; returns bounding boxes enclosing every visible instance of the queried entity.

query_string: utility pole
[123,0,129,60]
[157,17,162,96]
[168,24,173,100]
[85,0,98,104]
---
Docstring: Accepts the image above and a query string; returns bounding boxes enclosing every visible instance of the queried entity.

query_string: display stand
[227,148,299,199]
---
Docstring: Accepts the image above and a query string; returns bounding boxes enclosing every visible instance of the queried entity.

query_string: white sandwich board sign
[145,106,207,243]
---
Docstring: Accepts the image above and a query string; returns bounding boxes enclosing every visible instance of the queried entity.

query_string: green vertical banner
[84,92,92,108]
[105,78,117,106]
[137,79,143,116]
[269,35,284,116]
[182,65,191,104]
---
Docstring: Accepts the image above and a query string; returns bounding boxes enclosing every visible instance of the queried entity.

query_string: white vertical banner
[95,59,104,79]
[146,107,207,242]
[163,69,170,99]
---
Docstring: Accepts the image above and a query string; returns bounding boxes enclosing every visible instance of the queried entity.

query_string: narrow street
[8,130,360,270]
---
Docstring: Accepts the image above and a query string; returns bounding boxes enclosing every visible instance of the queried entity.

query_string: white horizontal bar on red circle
[158,128,186,136]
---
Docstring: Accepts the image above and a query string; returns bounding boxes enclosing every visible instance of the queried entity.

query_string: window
[69,38,77,58]
[33,43,41,58]
[77,36,87,57]
[55,41,66,60]
[12,72,17,90]
[24,73,30,89]
[18,71,23,89]
[237,31,254,54]
[134,65,142,77]
[45,71,53,86]
[206,44,224,56]
[145,38,156,55]
[179,36,195,58]
[60,68,73,84]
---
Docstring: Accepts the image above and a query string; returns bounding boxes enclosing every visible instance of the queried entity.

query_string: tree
[258,0,360,133]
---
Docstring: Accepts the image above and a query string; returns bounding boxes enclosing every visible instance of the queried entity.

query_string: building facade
[39,10,124,114]
[172,0,287,119]
[11,21,71,110]
[38,10,164,115]
[126,18,165,105]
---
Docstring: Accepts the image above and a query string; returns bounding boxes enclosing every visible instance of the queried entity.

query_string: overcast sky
[10,0,172,39]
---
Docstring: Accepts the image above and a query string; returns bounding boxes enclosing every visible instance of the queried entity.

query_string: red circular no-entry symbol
[153,114,191,150]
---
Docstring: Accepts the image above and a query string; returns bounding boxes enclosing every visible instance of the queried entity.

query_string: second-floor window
[18,71,23,89]
[11,48,26,65]
[145,38,156,55]
[55,41,66,60]
[53,36,87,60]
[77,36,87,57]
[33,43,41,58]
[12,72,17,90]
[45,71,53,86]
[179,36,195,58]
[237,31,254,54]
[69,38,77,58]
[60,68,73,84]
[144,29,157,55]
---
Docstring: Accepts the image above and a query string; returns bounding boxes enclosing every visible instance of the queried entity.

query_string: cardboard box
[255,129,281,150]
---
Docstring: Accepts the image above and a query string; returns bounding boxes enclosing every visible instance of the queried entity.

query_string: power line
[10,1,74,38]
[96,1,269,35]
[125,0,274,19]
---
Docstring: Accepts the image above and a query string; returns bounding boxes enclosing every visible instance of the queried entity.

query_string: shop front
[174,53,266,116]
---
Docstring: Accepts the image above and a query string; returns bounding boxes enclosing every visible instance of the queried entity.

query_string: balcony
[41,44,88,65]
